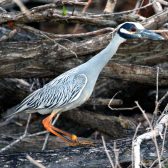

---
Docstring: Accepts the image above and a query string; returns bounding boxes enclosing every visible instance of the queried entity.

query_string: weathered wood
[86,98,123,106]
[1,2,168,30]
[0,4,117,27]
[0,36,167,85]
[63,109,131,138]
[142,9,168,29]
[0,0,88,7]
[104,63,168,86]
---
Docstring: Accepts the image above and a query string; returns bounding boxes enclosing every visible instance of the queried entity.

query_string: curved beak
[139,29,164,40]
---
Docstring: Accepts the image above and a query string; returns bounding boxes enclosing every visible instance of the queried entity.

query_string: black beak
[139,29,164,40]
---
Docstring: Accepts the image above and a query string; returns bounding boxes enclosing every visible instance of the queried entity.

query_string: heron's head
[116,22,164,40]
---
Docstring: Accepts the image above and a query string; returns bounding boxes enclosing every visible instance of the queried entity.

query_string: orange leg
[42,111,78,144]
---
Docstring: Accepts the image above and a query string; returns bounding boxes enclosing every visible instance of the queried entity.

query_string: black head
[117,22,164,40]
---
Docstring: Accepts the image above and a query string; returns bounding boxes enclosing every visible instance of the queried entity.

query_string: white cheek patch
[120,28,134,34]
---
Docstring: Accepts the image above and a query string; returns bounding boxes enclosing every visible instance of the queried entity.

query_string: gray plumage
[15,69,88,114]
[11,22,163,117]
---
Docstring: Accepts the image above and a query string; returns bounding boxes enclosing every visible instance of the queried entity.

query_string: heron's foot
[42,114,72,143]
[42,112,93,145]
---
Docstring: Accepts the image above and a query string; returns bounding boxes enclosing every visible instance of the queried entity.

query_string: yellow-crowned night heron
[10,22,163,145]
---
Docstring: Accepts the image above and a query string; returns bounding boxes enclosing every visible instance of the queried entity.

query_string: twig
[135,101,153,129]
[0,6,7,13]
[132,0,143,15]
[73,0,93,33]
[158,91,168,105]
[158,0,168,6]
[151,67,159,126]
[0,29,17,42]
[12,0,31,18]
[96,0,157,16]
[104,0,117,13]
[152,29,168,33]
[160,122,167,159]
[42,112,61,151]
[132,123,141,168]
[108,91,138,111]
[28,130,47,137]
[152,0,163,13]
[17,24,114,39]
[133,115,168,168]
[62,0,88,6]
[134,87,168,168]
[0,115,15,127]
[113,141,121,168]
[135,104,162,167]
[133,113,168,168]
[26,154,46,168]
[102,136,115,168]
[0,114,31,153]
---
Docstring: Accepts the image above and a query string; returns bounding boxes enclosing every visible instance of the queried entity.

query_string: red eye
[131,27,136,32]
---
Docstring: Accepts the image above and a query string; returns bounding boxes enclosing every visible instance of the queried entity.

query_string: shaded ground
[1,138,168,168]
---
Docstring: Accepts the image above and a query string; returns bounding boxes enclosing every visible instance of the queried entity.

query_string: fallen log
[104,63,168,86]
[63,109,133,138]
[0,37,167,86]
[85,98,123,107]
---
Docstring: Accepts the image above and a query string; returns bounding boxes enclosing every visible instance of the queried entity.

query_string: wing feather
[15,70,87,113]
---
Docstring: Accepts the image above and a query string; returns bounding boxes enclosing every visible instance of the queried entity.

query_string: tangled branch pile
[0,0,168,168]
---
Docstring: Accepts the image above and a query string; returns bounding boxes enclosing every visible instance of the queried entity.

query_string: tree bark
[0,37,167,85]
[63,109,128,138]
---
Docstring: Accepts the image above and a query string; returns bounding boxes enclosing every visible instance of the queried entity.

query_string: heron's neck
[87,34,125,73]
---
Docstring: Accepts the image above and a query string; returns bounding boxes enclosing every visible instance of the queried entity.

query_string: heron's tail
[4,108,23,119]
[0,108,23,127]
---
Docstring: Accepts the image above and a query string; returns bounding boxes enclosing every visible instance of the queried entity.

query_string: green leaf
[62,5,67,16]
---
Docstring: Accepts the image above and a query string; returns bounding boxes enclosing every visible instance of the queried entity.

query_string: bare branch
[26,155,46,168]
[102,136,115,168]
[104,0,117,13]
[13,0,31,18]
[0,114,31,153]
[152,1,163,13]
[133,113,168,168]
